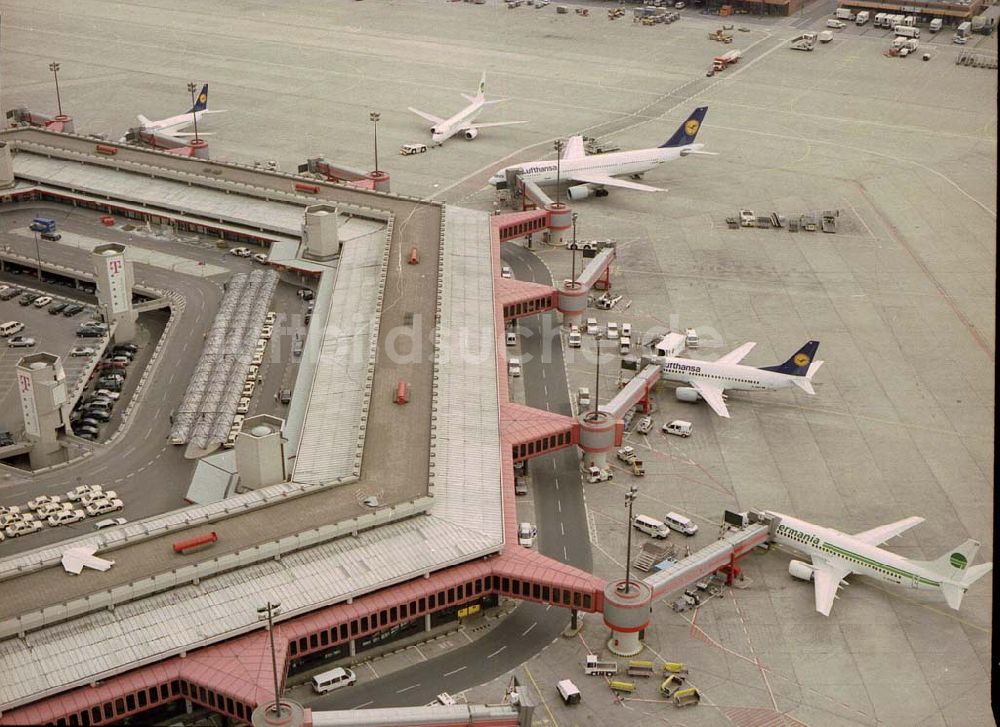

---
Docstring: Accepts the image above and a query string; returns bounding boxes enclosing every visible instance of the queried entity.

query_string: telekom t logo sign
[108,258,123,275]
[18,373,31,393]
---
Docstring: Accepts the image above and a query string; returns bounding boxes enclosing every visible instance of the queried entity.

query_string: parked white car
[5,519,43,538]
[27,495,62,510]
[606,322,619,340]
[85,498,124,517]
[70,346,96,357]
[47,509,86,527]
[81,489,117,507]
[94,517,128,530]
[517,522,537,548]
[230,247,252,257]
[36,502,73,518]
[252,253,269,264]
[66,484,103,501]
[32,295,53,308]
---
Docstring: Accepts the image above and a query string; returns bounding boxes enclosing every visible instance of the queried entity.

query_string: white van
[508,357,522,377]
[311,667,357,693]
[619,336,631,355]
[586,317,599,335]
[633,514,669,539]
[557,679,582,705]
[0,321,24,337]
[663,511,699,536]
[506,331,517,346]
[662,420,692,437]
[621,323,632,339]
[568,325,582,348]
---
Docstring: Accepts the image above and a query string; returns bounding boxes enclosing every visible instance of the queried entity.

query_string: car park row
[223,311,276,447]
[0,484,125,542]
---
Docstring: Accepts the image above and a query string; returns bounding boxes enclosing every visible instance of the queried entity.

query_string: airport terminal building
[0,130,606,726]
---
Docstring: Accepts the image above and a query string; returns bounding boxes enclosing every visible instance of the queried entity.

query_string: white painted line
[557,500,562,513]
[563,546,568,560]
[396,684,420,694]
[522,622,537,637]
[350,701,374,710]
[560,522,565,536]
[443,666,467,677]
[487,646,507,659]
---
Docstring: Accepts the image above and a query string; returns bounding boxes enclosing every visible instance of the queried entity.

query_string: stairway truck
[584,654,619,676]
[834,7,855,20]
[627,660,656,677]
[855,10,869,24]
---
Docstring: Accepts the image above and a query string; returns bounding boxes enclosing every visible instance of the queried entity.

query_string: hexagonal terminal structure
[235,415,288,490]
[302,204,341,261]
[0,142,14,189]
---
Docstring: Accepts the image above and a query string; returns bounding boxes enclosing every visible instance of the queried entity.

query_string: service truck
[584,654,619,676]
[956,20,971,37]
[29,217,57,233]
[617,446,638,464]
[586,466,614,483]
[834,7,855,20]
[855,10,869,24]
[894,24,919,37]
[653,332,686,357]
[874,12,887,27]
[929,18,942,32]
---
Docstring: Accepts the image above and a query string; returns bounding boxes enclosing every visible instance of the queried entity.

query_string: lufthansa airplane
[488,107,715,199]
[658,340,823,418]
[133,83,225,138]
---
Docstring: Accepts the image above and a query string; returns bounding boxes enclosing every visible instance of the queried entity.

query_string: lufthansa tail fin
[660,107,708,148]
[760,340,820,377]
[188,84,209,113]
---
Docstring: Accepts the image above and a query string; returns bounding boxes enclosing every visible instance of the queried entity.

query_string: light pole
[624,485,639,594]
[592,335,601,417]
[570,212,578,284]
[553,139,564,206]
[186,82,200,143]
[256,601,283,719]
[49,62,63,117]
[33,230,43,281]
[369,111,381,174]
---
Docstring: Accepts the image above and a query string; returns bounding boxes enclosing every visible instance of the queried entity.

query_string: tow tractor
[617,446,637,464]
[586,466,614,483]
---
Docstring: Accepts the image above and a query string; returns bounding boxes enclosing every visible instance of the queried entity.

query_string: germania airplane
[408,72,526,144]
[488,106,715,199]
[767,511,993,616]
[133,83,225,138]
[658,340,823,418]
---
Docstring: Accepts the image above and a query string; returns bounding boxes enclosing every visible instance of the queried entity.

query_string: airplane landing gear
[595,188,610,198]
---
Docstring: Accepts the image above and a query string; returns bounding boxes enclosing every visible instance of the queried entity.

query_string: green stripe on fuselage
[820,542,940,587]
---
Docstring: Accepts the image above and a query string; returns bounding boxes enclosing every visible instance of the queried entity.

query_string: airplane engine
[464,128,479,140]
[567,184,593,201]
[788,560,816,582]
[675,387,701,403]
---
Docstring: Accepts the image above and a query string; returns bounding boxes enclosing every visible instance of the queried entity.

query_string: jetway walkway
[643,523,771,602]
[600,363,660,420]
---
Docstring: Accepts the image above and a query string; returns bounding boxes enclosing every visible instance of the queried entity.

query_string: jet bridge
[578,364,660,469]
[6,107,75,134]
[122,127,209,158]
[556,246,615,327]
[601,515,772,655]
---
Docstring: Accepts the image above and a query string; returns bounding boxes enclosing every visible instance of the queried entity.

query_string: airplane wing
[561,135,587,161]
[569,172,664,193]
[408,107,445,125]
[463,121,528,130]
[852,517,924,547]
[715,341,756,365]
[690,380,729,418]
[811,556,852,616]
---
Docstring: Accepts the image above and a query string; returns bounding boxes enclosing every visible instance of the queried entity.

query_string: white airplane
[767,511,993,616]
[408,72,526,144]
[134,83,225,138]
[488,106,715,200]
[658,340,823,418]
